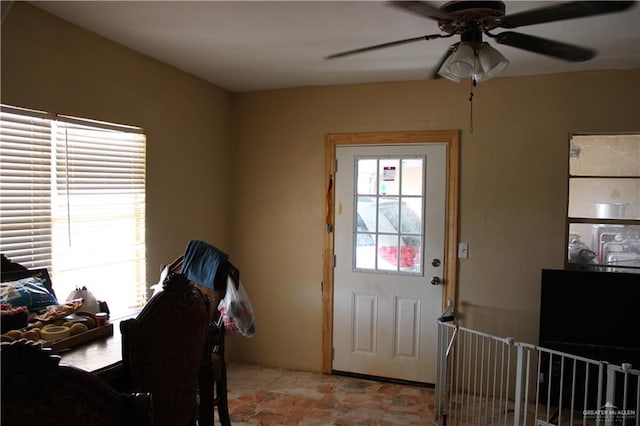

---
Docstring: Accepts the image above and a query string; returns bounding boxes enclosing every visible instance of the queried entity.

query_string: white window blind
[0,108,53,270]
[1,105,147,316]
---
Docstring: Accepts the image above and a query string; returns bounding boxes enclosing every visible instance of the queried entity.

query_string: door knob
[430,276,441,285]
[431,258,441,267]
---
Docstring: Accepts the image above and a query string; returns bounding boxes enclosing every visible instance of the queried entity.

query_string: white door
[332,143,446,384]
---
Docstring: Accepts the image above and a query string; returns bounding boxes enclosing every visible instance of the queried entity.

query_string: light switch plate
[458,242,469,259]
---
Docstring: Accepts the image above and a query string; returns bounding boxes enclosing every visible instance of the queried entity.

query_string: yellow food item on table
[83,317,97,329]
[70,323,88,336]
[40,326,70,341]
[5,330,23,340]
[75,312,97,329]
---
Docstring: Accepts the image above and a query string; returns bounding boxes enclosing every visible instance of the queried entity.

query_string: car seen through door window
[355,197,423,274]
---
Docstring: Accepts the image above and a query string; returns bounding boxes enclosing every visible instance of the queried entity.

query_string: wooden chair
[166,255,232,426]
[119,272,209,426]
[1,340,153,426]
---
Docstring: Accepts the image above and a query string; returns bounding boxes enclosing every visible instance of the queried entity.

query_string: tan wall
[3,2,640,375]
[230,72,640,371]
[1,2,233,287]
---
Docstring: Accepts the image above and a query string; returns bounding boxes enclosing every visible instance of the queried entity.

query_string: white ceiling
[29,1,640,92]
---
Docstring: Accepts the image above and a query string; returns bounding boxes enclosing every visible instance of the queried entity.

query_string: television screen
[540,269,640,361]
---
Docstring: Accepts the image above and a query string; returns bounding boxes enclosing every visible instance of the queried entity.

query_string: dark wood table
[58,316,129,374]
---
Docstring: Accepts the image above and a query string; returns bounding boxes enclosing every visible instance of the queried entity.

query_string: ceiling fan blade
[493,31,595,62]
[431,42,459,79]
[499,1,636,29]
[388,1,457,22]
[325,34,444,59]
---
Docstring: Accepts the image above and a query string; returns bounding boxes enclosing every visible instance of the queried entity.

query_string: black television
[540,268,640,367]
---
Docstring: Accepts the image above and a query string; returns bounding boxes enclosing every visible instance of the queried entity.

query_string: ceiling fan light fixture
[439,42,509,83]
[472,54,489,83]
[437,53,461,82]
[478,43,509,78]
[445,43,476,78]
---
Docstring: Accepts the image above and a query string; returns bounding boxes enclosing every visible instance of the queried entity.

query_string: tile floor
[224,363,435,425]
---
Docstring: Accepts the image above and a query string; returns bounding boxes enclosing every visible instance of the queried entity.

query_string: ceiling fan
[325,1,636,83]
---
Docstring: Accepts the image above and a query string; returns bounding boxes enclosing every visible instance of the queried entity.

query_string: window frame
[565,132,640,273]
[0,104,147,315]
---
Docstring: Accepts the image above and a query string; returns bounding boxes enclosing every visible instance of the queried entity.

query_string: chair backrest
[166,254,232,324]
[165,252,233,426]
[1,341,152,426]
[120,273,209,426]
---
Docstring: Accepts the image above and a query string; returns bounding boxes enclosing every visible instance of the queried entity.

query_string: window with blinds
[1,105,147,316]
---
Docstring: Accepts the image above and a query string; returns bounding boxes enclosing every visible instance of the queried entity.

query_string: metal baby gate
[435,318,639,426]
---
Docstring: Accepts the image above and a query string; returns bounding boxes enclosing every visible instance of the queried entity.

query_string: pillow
[0,276,58,312]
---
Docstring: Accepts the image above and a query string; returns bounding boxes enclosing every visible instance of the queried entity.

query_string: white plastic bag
[218,277,255,337]
[149,265,169,297]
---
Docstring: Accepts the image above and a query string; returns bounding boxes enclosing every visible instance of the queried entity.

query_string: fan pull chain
[469,78,476,134]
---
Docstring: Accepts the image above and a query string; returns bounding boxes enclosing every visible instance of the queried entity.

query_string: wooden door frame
[322,130,460,374]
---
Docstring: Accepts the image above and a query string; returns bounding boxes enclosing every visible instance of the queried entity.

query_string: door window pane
[377,234,399,271]
[354,156,424,274]
[378,197,399,233]
[357,159,377,195]
[401,158,423,196]
[399,197,423,234]
[399,237,421,273]
[355,232,376,269]
[379,159,400,196]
